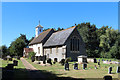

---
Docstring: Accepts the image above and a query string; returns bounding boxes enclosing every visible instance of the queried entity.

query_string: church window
[38,47,40,54]
[70,37,80,51]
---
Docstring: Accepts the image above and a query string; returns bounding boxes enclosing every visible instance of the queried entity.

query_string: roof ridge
[53,26,76,34]
[29,29,53,45]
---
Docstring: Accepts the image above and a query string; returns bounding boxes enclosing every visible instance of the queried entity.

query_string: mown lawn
[26,58,120,80]
[0,58,25,69]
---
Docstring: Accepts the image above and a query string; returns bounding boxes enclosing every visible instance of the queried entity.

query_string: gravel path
[20,58,37,70]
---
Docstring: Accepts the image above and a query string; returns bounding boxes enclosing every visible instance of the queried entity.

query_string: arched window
[70,37,80,51]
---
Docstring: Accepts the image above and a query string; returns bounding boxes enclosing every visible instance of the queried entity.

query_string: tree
[9,34,28,56]
[77,22,99,57]
[0,45,8,57]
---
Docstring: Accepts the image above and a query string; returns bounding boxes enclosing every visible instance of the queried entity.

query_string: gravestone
[47,58,52,65]
[98,62,100,67]
[5,64,14,70]
[109,60,111,62]
[54,58,57,62]
[9,58,13,61]
[95,65,97,69]
[116,66,120,73]
[108,67,112,74]
[73,63,78,70]
[31,56,35,62]
[64,62,69,70]
[13,60,18,66]
[60,59,65,66]
[98,59,100,62]
[103,75,112,80]
[17,56,20,60]
[94,58,97,63]
[83,63,87,70]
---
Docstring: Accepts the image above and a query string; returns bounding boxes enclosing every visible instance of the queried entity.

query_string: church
[23,22,87,61]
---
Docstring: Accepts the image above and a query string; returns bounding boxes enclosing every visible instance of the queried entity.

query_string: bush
[59,59,65,66]
[65,57,71,63]
[28,52,36,59]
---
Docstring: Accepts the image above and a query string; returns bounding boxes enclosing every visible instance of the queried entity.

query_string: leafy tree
[9,34,28,56]
[28,52,36,59]
[0,45,8,57]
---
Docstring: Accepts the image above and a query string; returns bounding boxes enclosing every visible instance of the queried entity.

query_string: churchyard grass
[25,58,120,79]
[0,58,25,68]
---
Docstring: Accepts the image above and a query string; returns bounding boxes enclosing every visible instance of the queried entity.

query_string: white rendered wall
[35,27,43,37]
[29,43,43,56]
[44,45,66,62]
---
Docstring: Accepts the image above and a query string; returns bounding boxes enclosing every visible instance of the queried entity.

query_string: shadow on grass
[1,67,85,80]
[1,67,119,80]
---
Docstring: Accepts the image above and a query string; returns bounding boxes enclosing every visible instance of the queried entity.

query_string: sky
[2,2,118,47]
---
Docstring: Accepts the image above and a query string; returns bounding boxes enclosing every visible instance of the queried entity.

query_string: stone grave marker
[13,60,18,66]
[116,66,120,73]
[73,63,78,70]
[94,58,97,63]
[108,67,112,74]
[83,63,87,70]
[64,62,69,70]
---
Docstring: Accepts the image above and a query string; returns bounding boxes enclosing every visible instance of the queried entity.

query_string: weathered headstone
[64,62,69,70]
[83,63,87,70]
[108,67,112,74]
[73,63,78,70]
[13,60,18,66]
[47,58,52,65]
[95,65,97,69]
[60,59,65,66]
[103,75,112,80]
[31,56,35,62]
[116,66,120,73]
[98,59,100,62]
[94,58,97,63]
[54,58,57,62]
[5,64,14,70]
[98,62,100,67]
[17,56,20,60]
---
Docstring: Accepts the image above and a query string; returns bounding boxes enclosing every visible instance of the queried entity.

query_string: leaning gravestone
[108,67,112,74]
[73,63,78,70]
[13,60,18,66]
[116,66,120,73]
[5,64,14,70]
[64,62,69,70]
[103,75,112,80]
[83,63,87,70]
[94,58,97,63]
[47,58,52,65]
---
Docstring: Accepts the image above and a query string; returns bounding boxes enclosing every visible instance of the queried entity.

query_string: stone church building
[24,23,86,61]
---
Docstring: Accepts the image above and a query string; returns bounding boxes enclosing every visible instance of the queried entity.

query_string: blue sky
[2,2,118,47]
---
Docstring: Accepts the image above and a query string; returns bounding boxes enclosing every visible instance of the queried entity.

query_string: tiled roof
[24,48,33,53]
[43,26,76,47]
[29,29,54,45]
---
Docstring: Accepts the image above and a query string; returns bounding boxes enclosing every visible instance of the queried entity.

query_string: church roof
[29,29,54,45]
[24,48,33,53]
[43,26,76,47]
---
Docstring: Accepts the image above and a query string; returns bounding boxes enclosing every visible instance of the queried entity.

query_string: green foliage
[28,52,35,59]
[65,57,71,63]
[77,23,119,59]
[0,45,8,57]
[9,34,29,56]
